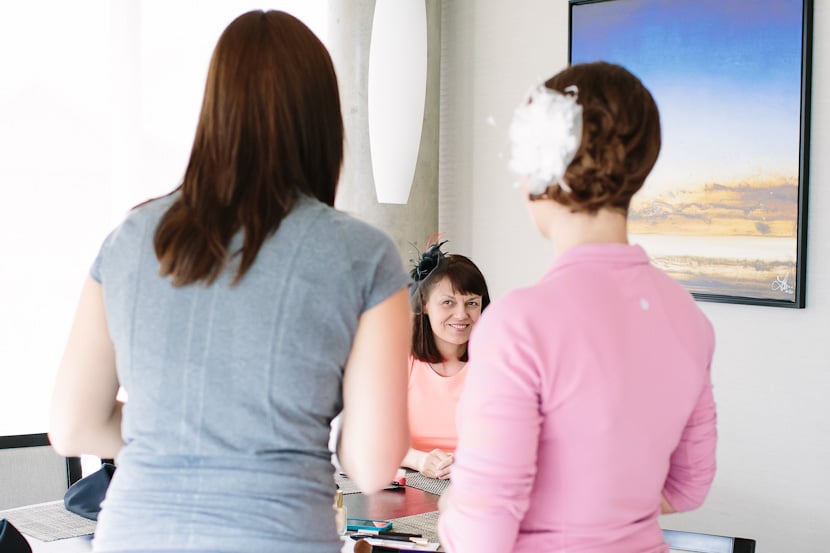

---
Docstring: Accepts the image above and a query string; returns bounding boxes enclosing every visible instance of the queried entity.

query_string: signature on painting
[771,272,795,295]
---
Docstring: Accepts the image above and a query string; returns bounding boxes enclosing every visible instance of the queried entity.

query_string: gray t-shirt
[90,193,409,553]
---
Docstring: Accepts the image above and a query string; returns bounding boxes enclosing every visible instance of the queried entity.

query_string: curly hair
[531,62,661,214]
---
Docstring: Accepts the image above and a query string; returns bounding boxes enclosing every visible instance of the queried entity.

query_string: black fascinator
[410,239,448,282]
[408,234,448,311]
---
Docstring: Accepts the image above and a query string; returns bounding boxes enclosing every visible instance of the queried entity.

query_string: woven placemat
[337,470,450,495]
[336,472,417,495]
[0,500,97,541]
[390,510,442,549]
[403,470,450,496]
[335,472,363,495]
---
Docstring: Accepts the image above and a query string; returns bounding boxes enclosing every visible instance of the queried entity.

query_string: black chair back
[0,433,82,510]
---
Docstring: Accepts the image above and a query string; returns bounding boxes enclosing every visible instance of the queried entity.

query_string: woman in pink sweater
[438,62,717,553]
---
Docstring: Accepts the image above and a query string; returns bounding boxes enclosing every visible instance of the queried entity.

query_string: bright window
[0,1,328,435]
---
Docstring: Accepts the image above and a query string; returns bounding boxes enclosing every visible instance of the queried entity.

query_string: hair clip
[508,84,583,195]
[409,234,448,282]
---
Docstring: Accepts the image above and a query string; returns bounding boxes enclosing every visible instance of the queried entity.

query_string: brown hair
[532,61,661,214]
[153,10,343,286]
[411,254,490,363]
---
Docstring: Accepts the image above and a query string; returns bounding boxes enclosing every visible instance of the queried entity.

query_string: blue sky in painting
[570,0,805,197]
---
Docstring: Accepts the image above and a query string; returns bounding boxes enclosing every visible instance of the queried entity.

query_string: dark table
[342,485,440,520]
[18,484,442,552]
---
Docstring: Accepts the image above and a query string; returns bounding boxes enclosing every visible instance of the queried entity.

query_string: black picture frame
[569,0,813,308]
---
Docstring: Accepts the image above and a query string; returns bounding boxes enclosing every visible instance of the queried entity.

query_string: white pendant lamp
[367,0,428,204]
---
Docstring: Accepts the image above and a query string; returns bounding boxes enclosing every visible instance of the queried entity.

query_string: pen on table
[353,540,427,553]
[351,530,422,538]
[350,533,428,545]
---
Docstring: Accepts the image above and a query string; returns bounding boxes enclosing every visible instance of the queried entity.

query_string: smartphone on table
[346,518,393,532]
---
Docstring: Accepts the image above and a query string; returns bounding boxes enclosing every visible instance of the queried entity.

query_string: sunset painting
[570,0,811,306]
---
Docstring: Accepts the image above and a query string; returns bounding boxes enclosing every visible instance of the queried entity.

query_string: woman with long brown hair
[49,11,410,552]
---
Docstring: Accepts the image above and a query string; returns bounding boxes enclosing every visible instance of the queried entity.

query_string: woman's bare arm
[338,288,411,493]
[49,277,123,459]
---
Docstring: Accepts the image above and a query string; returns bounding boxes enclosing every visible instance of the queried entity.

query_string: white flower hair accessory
[508,84,583,195]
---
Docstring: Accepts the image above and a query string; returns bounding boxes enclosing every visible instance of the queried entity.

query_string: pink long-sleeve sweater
[438,244,717,553]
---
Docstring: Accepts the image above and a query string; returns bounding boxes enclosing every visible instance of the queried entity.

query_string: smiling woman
[422,278,482,355]
[403,239,490,479]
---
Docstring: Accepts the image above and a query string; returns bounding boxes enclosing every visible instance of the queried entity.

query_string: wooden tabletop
[342,486,440,520]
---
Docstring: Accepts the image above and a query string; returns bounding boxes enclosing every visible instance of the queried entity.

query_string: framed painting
[569,0,813,307]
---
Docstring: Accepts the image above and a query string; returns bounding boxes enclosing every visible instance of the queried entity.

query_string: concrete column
[328,0,441,265]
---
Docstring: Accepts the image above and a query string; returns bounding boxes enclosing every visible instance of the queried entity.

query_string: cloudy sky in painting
[627,178,798,237]
[570,0,805,200]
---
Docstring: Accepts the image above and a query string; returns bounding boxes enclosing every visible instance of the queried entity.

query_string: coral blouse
[407,357,468,453]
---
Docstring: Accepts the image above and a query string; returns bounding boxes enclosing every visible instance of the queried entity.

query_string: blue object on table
[0,519,32,553]
[63,462,116,521]
[346,518,393,532]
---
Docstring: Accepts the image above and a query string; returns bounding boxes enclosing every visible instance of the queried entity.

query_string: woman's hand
[420,448,454,479]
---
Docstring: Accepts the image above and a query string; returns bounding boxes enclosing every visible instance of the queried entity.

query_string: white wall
[439,1,829,551]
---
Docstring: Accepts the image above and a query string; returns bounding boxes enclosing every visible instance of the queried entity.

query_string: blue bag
[63,462,116,521]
